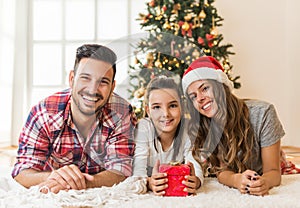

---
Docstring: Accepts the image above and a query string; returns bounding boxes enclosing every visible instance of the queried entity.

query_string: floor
[281,145,300,166]
[0,145,299,177]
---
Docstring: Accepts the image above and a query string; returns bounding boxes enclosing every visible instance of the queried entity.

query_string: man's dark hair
[74,44,117,81]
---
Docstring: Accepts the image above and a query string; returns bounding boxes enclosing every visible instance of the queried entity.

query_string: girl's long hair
[186,80,254,175]
[143,77,185,161]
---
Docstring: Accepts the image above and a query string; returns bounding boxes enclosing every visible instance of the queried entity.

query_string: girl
[133,76,203,196]
[182,56,285,196]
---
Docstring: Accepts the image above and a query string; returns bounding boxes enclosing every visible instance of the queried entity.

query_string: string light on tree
[128,0,240,118]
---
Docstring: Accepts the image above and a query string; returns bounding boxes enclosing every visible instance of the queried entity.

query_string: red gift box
[159,162,190,196]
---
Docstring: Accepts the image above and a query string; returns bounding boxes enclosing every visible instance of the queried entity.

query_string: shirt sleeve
[259,104,285,147]
[103,104,137,177]
[12,104,52,178]
[133,119,151,177]
[184,139,204,187]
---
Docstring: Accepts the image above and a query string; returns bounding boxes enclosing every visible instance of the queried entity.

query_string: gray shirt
[244,99,285,174]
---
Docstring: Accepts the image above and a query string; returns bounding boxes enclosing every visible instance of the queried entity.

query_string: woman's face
[187,80,218,118]
[146,88,182,136]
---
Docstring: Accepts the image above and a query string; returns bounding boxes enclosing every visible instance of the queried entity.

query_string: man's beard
[73,91,108,117]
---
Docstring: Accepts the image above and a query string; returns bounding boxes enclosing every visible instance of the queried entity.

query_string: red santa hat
[182,56,233,93]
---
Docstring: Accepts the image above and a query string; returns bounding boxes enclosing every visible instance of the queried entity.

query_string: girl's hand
[148,160,168,196]
[182,161,201,195]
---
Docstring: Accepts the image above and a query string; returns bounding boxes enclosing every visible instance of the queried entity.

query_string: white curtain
[0,0,16,146]
[0,0,28,146]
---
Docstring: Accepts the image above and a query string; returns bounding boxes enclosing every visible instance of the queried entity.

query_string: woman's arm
[248,140,281,195]
[217,141,281,196]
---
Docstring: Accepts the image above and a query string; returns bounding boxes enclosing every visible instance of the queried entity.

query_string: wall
[215,0,300,146]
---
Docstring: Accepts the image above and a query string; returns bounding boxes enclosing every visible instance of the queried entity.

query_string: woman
[182,56,285,196]
[133,76,203,196]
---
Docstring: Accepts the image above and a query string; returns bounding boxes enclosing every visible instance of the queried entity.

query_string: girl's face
[146,88,182,136]
[187,80,218,118]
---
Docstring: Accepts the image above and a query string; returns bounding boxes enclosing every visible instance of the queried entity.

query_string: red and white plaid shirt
[12,88,137,177]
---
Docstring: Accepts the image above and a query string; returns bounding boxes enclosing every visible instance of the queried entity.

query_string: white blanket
[1,174,300,208]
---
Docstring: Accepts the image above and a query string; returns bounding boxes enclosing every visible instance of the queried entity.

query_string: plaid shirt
[12,88,137,177]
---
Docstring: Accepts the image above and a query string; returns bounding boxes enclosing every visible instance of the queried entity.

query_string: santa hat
[182,56,233,93]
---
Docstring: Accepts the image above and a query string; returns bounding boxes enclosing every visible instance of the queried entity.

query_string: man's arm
[14,169,51,188]
[86,169,126,188]
[15,165,94,193]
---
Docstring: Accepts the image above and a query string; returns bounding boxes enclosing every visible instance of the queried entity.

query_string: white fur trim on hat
[182,67,233,94]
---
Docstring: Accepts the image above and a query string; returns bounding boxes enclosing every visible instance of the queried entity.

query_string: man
[12,44,137,194]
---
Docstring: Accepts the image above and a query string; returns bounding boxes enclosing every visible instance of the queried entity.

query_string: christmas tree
[129,0,240,118]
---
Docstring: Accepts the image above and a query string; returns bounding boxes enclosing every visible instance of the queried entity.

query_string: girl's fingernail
[245,187,248,191]
[254,173,258,176]
[247,190,250,194]
[252,178,257,181]
[246,184,250,187]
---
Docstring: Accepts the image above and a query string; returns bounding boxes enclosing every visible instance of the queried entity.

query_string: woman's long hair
[143,77,185,161]
[186,80,254,175]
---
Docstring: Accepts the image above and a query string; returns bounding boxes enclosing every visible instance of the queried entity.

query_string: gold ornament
[134,107,142,114]
[193,17,200,28]
[184,13,193,21]
[155,59,162,68]
[182,22,190,31]
[163,21,171,30]
[134,86,146,98]
[147,52,154,62]
[210,27,218,36]
[172,3,181,14]
[199,9,206,19]
[155,14,163,21]
[204,0,209,6]
[173,23,180,35]
[210,16,218,36]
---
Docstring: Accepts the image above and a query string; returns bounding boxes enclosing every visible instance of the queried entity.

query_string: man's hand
[39,164,94,193]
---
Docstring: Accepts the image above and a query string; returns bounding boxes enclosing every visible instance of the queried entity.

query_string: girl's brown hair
[143,76,185,161]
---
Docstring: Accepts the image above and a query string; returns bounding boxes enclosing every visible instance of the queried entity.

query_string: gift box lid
[159,162,190,175]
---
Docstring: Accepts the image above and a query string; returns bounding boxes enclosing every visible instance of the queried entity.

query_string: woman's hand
[182,161,201,195]
[148,160,168,196]
[238,170,270,196]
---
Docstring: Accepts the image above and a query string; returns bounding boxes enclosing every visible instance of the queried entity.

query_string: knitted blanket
[1,175,300,208]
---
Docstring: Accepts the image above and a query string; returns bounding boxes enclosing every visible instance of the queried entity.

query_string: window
[30,0,147,107]
[0,0,147,146]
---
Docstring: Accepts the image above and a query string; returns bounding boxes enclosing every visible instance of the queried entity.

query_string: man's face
[69,58,115,117]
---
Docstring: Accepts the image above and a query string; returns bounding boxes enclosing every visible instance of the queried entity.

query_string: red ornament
[149,0,155,7]
[205,34,215,48]
[162,5,167,11]
[150,73,155,79]
[159,163,190,197]
[178,21,193,38]
[198,37,205,45]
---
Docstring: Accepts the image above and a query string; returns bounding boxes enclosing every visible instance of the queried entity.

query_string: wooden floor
[281,145,300,166]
